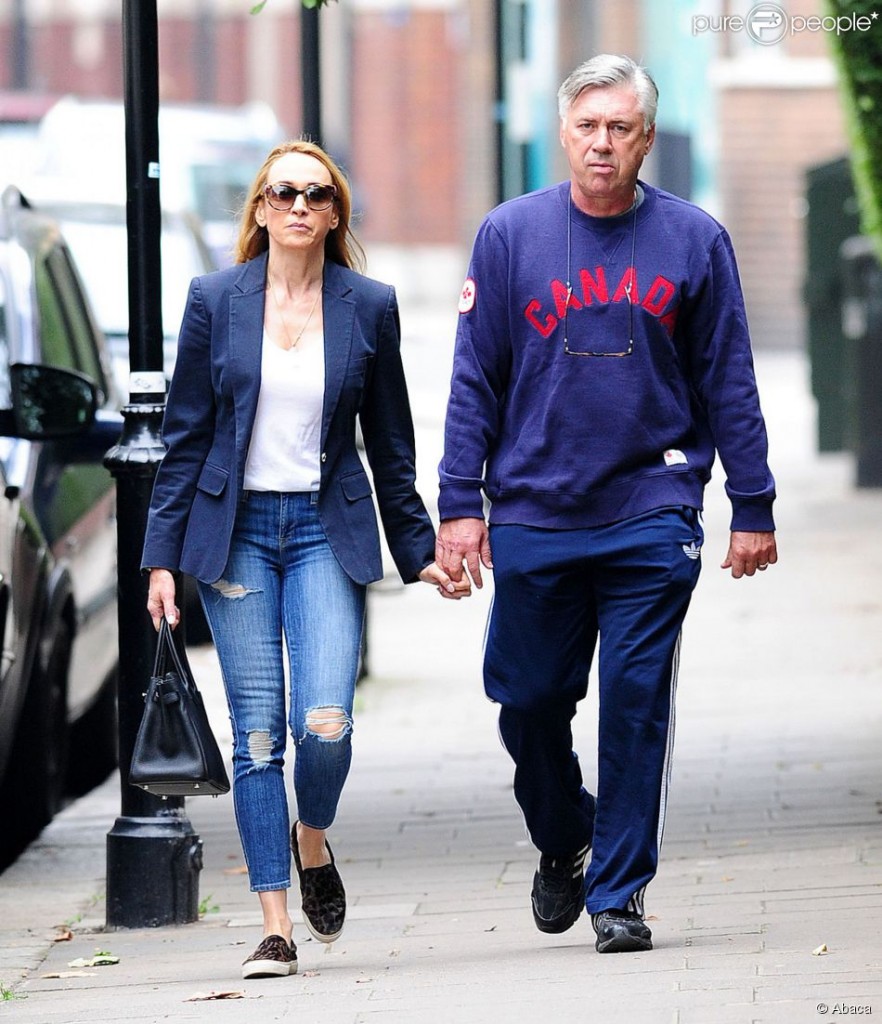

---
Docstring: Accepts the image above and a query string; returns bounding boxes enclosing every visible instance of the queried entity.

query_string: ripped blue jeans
[198,490,365,892]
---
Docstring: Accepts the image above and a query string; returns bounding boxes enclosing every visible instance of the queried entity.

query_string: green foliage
[824,1,882,259]
[198,893,219,916]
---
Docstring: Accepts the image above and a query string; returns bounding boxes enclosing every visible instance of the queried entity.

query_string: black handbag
[129,618,230,797]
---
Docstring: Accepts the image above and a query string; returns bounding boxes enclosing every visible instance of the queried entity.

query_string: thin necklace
[268,273,321,350]
[564,189,638,357]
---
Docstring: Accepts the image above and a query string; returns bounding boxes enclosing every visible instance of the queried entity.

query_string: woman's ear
[255,201,267,228]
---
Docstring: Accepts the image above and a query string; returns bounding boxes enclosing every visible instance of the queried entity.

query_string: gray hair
[558,54,658,132]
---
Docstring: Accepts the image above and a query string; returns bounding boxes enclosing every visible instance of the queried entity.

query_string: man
[436,54,777,955]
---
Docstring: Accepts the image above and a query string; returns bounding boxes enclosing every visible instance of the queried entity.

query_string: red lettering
[642,276,676,316]
[612,267,639,304]
[551,278,582,319]
[524,299,557,338]
[578,267,608,305]
[660,307,679,337]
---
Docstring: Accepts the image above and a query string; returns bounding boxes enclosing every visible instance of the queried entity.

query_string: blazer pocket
[345,355,369,388]
[340,471,373,502]
[196,461,229,496]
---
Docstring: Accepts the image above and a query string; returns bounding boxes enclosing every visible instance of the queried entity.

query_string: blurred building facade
[1,0,850,346]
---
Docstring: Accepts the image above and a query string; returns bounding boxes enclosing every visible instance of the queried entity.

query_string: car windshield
[188,156,260,223]
[38,204,209,339]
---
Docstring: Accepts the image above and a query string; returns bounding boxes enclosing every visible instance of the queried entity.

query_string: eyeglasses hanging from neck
[563,192,638,358]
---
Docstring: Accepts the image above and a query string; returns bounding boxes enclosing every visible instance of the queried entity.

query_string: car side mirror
[0,364,99,440]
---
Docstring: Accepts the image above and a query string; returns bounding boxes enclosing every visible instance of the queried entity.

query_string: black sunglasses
[263,182,338,212]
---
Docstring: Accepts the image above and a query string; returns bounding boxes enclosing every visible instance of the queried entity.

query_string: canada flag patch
[458,277,476,314]
[663,449,688,466]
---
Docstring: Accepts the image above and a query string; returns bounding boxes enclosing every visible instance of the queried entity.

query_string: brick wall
[351,8,463,245]
[718,84,846,349]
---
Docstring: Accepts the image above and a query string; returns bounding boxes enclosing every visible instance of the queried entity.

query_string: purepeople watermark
[692,3,879,45]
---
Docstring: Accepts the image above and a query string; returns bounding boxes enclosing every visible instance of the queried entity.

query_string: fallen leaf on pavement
[67,954,119,968]
[222,866,249,875]
[185,991,246,1001]
[302,970,320,978]
[52,928,74,942]
[812,943,829,956]
[41,971,97,979]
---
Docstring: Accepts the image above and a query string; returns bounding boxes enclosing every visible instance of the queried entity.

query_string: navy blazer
[142,252,436,586]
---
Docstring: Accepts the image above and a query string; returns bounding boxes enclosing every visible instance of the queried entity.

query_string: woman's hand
[419,561,472,599]
[147,569,180,630]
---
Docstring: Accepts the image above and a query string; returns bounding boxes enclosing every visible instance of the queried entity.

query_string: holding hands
[435,517,493,591]
[419,561,473,599]
[421,517,494,599]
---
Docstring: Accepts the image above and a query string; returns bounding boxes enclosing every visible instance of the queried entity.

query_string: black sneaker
[530,843,590,934]
[241,934,298,978]
[591,908,653,953]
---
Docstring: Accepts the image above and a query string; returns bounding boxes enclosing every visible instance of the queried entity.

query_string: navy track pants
[484,507,703,915]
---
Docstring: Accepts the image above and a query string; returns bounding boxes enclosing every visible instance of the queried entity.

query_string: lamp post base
[106,812,203,928]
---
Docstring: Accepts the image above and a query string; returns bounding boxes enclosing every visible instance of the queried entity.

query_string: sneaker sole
[242,958,298,978]
[532,902,583,934]
[302,916,344,944]
[595,932,653,954]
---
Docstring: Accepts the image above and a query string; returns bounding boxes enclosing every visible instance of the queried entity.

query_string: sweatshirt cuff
[729,498,776,533]
[438,483,485,522]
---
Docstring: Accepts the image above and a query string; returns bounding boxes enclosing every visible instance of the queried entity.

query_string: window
[35,245,107,402]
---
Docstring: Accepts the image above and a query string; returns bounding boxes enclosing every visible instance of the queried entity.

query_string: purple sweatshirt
[438,180,776,532]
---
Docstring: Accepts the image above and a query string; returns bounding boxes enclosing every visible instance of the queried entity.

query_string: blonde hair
[234,140,365,271]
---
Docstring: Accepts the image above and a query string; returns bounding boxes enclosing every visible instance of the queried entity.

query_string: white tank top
[243,330,325,492]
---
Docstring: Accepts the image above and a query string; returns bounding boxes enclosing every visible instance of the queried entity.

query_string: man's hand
[436,517,493,589]
[721,531,777,578]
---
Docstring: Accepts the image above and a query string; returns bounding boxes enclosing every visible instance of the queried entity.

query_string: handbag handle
[152,618,192,691]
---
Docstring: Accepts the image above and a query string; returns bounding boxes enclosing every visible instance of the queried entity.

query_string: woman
[143,141,467,979]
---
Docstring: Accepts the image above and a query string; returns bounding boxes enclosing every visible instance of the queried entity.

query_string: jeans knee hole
[305,706,351,743]
[247,730,273,763]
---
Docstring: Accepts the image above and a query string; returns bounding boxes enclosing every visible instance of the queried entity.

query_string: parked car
[24,194,216,644]
[0,185,122,866]
[0,91,58,185]
[26,193,216,398]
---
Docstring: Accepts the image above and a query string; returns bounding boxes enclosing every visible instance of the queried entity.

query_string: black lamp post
[103,0,202,929]
[301,3,322,145]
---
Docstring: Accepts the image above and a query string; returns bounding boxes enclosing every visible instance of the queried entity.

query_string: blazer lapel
[321,261,355,446]
[229,251,267,462]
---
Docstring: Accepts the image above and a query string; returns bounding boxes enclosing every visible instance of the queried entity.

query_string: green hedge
[825,1,882,260]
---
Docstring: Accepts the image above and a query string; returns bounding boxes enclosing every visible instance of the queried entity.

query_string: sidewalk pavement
[1,342,881,1024]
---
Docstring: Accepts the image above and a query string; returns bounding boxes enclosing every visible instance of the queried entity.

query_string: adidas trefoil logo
[682,541,701,560]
